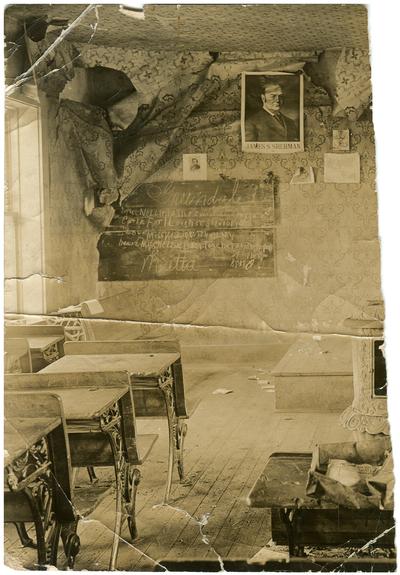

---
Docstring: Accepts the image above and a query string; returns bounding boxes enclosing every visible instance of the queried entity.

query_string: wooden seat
[4,338,32,373]
[4,392,78,569]
[5,371,158,570]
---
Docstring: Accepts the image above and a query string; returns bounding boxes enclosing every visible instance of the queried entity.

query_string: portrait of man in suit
[242,72,303,153]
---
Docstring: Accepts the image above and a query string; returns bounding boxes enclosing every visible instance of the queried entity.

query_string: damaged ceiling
[5,3,369,52]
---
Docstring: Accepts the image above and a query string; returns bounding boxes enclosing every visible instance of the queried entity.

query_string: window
[4,92,46,315]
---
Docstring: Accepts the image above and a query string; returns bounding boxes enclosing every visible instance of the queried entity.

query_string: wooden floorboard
[132,366,257,569]
[4,361,354,571]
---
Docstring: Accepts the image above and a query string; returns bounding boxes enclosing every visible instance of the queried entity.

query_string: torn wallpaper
[3,3,397,573]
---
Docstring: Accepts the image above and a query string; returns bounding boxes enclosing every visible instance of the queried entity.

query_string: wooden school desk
[5,371,157,570]
[4,392,77,568]
[5,325,66,370]
[41,341,188,502]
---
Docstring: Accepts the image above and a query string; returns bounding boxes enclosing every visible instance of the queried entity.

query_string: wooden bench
[5,325,65,372]
[41,339,188,502]
[4,392,78,569]
[5,371,158,570]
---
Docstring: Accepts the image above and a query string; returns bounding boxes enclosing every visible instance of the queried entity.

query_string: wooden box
[271,336,353,411]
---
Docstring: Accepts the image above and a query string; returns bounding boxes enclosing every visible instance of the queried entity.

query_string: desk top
[5,316,47,326]
[4,416,61,465]
[43,387,128,420]
[248,452,334,509]
[25,335,64,352]
[41,352,180,378]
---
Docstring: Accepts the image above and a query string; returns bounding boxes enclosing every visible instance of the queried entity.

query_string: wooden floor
[4,360,352,571]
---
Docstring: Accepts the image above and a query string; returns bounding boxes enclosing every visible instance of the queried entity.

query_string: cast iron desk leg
[42,344,60,364]
[60,520,81,569]
[103,416,124,571]
[160,376,175,503]
[176,418,188,481]
[14,522,35,548]
[101,405,140,571]
[159,373,188,502]
[6,440,63,568]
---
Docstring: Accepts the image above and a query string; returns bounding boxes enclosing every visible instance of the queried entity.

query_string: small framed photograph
[182,153,207,180]
[332,129,350,151]
[241,71,304,154]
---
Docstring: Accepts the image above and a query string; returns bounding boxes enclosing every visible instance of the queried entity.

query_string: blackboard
[98,180,275,281]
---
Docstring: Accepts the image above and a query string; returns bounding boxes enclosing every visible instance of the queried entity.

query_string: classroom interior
[3,3,395,572]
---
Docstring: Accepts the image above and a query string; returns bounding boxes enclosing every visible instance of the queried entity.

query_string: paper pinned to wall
[324,152,360,183]
[290,165,315,184]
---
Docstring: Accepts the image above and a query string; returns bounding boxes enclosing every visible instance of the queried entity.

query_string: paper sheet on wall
[324,152,360,183]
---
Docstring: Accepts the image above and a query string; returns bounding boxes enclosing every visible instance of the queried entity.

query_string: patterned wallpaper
[41,37,380,338]
[143,107,376,184]
[97,105,381,338]
[70,45,371,202]
[6,4,369,51]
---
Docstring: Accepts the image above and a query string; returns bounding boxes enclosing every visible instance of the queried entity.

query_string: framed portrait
[182,153,208,180]
[241,71,304,153]
[332,129,350,151]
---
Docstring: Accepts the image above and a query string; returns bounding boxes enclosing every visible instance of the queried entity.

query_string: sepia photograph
[2,2,399,573]
[242,71,304,153]
[182,153,208,180]
[332,128,351,151]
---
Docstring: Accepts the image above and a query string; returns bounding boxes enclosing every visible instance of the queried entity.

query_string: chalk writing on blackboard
[98,180,275,281]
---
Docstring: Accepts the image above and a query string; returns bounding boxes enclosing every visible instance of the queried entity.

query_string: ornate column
[340,309,389,440]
